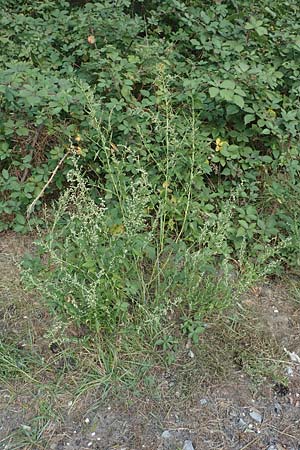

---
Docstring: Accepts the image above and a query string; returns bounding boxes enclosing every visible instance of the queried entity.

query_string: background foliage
[1,0,300,261]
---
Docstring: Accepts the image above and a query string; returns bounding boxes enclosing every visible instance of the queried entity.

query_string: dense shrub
[1,0,300,266]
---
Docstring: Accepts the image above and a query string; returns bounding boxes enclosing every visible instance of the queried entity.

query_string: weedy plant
[22,100,286,363]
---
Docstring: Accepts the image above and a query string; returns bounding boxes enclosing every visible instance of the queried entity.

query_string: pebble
[249,409,263,423]
[284,348,300,363]
[199,398,208,406]
[183,440,195,450]
[189,350,195,358]
[274,401,282,415]
[161,430,172,439]
[238,418,247,429]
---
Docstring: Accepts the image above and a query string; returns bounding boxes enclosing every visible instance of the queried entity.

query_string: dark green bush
[1,0,300,265]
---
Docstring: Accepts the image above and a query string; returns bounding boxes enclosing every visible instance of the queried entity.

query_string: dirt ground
[1,232,300,450]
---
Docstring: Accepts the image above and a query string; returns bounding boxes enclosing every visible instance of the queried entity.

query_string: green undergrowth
[21,126,285,340]
[0,0,299,268]
[1,2,300,429]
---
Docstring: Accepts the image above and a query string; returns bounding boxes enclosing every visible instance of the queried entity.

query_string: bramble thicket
[1,0,300,333]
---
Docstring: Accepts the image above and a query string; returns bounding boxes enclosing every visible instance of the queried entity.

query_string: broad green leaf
[220,89,234,101]
[233,95,244,108]
[244,114,255,124]
[15,214,26,225]
[2,169,9,180]
[209,87,219,98]
[257,26,267,36]
[220,80,236,90]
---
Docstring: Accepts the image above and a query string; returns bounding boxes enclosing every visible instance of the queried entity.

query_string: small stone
[274,402,282,415]
[161,430,172,439]
[238,418,247,429]
[249,409,263,423]
[183,440,195,450]
[284,348,300,364]
[199,398,208,406]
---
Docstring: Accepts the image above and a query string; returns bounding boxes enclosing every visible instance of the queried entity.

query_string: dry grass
[1,232,300,449]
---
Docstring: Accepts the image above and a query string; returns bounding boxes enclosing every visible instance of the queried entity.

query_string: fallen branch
[26,150,70,219]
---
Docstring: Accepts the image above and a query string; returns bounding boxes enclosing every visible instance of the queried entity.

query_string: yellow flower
[215,138,227,152]
[75,134,81,142]
[76,146,83,155]
[162,180,170,189]
[267,108,276,118]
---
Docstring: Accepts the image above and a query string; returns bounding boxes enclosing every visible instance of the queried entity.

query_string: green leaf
[226,104,239,115]
[237,227,246,237]
[222,168,231,176]
[209,87,219,98]
[238,220,249,229]
[220,89,234,101]
[235,86,247,97]
[15,214,26,225]
[256,26,267,36]
[16,127,29,137]
[220,80,236,90]
[233,95,244,108]
[244,114,255,125]
[121,85,131,100]
[2,169,9,180]
[238,62,249,72]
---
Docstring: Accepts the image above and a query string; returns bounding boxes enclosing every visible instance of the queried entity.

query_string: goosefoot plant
[22,158,284,347]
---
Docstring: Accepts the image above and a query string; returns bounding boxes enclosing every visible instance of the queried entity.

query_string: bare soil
[1,232,300,450]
